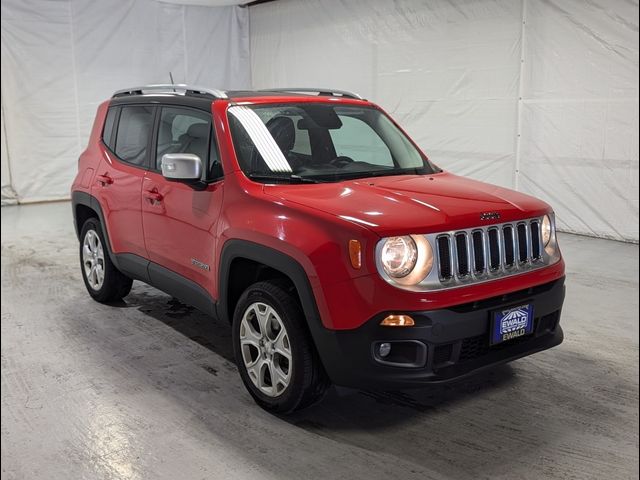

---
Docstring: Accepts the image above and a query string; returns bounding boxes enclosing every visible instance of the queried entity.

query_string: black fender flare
[71,191,119,266]
[217,240,338,364]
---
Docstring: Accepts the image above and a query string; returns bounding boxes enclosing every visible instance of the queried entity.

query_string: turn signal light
[380,314,415,327]
[348,239,362,269]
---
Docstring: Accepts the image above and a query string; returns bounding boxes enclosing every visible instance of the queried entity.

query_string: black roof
[110,93,216,111]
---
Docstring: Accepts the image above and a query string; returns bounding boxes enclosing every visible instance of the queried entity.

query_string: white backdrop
[251,0,639,242]
[1,0,638,242]
[0,0,250,204]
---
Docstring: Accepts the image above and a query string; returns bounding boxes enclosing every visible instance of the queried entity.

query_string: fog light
[380,314,415,327]
[378,342,392,357]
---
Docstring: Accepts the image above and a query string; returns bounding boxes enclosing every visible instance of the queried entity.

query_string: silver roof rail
[259,88,363,100]
[112,84,227,99]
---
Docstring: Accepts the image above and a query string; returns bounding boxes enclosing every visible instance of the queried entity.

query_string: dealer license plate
[491,303,534,345]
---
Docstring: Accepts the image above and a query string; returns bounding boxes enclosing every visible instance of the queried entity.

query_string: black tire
[232,280,329,413]
[79,218,133,303]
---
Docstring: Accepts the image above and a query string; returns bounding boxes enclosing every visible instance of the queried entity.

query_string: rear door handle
[143,190,163,203]
[96,174,113,186]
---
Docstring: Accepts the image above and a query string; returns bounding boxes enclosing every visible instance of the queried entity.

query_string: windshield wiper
[247,173,324,184]
[304,167,426,182]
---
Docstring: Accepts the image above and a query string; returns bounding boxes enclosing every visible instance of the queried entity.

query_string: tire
[232,280,329,413]
[79,217,133,303]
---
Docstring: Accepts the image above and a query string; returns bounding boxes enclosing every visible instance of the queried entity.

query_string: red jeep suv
[71,85,565,413]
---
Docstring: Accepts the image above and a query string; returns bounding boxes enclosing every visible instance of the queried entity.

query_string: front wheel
[232,281,329,413]
[79,218,132,303]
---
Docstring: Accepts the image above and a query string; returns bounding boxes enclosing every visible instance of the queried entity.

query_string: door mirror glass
[161,153,203,181]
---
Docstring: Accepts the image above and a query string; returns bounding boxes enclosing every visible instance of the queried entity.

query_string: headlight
[381,236,417,277]
[541,214,552,246]
[379,235,433,286]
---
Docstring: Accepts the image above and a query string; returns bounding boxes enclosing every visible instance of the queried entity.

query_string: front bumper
[313,277,565,389]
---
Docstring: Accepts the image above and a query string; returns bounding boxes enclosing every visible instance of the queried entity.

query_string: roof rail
[112,84,227,99]
[259,88,363,100]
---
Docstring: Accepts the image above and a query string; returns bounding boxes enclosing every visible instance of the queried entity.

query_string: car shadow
[123,284,518,429]
[113,285,236,364]
[97,285,622,478]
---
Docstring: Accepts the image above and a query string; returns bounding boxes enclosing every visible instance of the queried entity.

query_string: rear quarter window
[102,107,118,151]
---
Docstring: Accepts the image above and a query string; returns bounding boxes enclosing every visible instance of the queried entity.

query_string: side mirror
[161,153,203,182]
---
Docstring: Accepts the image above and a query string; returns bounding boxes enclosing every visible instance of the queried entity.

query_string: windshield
[228,103,437,183]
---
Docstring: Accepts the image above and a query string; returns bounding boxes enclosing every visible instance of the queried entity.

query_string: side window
[330,116,393,166]
[102,107,118,151]
[114,106,154,166]
[156,107,216,177]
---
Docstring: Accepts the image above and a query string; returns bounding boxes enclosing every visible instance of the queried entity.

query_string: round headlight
[379,235,434,286]
[381,236,417,278]
[542,214,552,246]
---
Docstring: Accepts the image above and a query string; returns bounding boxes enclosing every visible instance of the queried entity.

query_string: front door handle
[96,174,113,186]
[143,190,163,204]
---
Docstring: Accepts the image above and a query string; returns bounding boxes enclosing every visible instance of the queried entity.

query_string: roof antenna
[169,72,176,92]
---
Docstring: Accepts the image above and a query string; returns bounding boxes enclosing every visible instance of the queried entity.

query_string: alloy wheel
[82,229,105,290]
[239,302,292,397]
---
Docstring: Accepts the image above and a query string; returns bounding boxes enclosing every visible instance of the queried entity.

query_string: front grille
[435,217,544,285]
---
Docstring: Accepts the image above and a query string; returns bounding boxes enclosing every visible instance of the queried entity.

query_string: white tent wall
[1,92,17,205]
[0,0,250,204]
[250,0,639,242]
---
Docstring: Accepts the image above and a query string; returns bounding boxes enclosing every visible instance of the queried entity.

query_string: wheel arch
[72,191,117,265]
[218,240,325,335]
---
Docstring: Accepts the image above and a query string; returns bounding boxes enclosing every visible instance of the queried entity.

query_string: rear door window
[114,105,154,167]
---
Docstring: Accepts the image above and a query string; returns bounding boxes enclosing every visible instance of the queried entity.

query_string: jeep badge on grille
[480,212,501,221]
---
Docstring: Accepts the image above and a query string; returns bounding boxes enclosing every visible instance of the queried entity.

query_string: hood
[263,172,551,236]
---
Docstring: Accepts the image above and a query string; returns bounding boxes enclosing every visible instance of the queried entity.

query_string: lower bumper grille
[434,310,561,367]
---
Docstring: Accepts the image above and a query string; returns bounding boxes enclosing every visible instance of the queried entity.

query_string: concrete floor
[1,202,638,480]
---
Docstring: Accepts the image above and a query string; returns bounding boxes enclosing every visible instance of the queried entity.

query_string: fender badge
[191,258,210,271]
[480,212,501,221]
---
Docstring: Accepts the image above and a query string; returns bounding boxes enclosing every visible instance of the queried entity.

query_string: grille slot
[472,230,485,273]
[437,236,453,280]
[503,225,515,267]
[488,228,500,270]
[517,223,528,262]
[530,221,541,259]
[455,233,469,276]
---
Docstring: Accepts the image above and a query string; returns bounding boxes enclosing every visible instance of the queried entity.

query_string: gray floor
[1,202,638,480]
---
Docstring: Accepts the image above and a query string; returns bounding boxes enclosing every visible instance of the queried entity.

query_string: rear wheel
[80,218,132,303]
[232,280,329,413]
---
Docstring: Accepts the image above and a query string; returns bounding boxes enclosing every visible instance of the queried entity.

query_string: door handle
[143,190,163,203]
[96,174,113,186]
